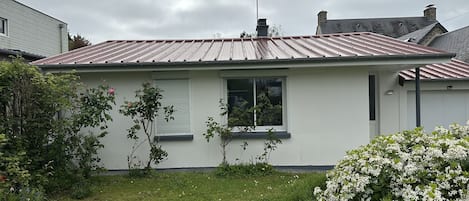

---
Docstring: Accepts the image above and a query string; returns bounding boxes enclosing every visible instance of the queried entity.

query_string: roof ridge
[101,33,373,43]
[325,16,432,22]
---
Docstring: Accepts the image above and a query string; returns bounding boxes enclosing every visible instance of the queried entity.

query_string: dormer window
[0,18,7,36]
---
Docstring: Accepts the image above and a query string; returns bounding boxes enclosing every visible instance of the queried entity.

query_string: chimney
[424,6,436,21]
[318,11,327,24]
[256,18,268,37]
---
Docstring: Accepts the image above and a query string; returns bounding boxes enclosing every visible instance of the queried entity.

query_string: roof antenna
[256,0,259,22]
[256,0,259,20]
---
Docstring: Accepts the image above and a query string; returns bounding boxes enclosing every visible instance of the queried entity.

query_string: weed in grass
[215,162,274,177]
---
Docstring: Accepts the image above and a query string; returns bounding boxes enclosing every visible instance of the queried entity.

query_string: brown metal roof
[399,59,469,80]
[33,32,450,67]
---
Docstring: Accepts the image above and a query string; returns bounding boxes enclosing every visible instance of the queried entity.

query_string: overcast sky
[18,0,469,44]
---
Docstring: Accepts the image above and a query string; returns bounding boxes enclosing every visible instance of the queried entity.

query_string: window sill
[230,131,291,139]
[156,134,193,141]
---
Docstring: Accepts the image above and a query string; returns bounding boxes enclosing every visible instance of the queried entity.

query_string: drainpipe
[59,24,64,53]
[415,67,421,127]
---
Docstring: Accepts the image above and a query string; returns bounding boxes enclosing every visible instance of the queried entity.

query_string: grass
[51,171,326,201]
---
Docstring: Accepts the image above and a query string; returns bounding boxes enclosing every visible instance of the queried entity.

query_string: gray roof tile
[429,26,469,63]
[318,17,438,38]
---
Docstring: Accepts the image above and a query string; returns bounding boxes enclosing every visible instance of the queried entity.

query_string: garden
[1,58,468,200]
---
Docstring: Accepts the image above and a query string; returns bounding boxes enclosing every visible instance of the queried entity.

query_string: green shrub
[0,58,115,198]
[2,187,46,201]
[215,163,274,177]
[314,125,469,200]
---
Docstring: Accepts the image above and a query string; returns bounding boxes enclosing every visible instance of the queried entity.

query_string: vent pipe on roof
[424,5,436,21]
[256,18,269,37]
[318,11,327,24]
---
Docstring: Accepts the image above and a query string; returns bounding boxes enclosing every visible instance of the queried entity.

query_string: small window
[369,75,376,121]
[0,18,7,36]
[155,79,191,135]
[227,78,284,130]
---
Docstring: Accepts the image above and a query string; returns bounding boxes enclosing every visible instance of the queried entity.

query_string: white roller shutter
[154,79,191,135]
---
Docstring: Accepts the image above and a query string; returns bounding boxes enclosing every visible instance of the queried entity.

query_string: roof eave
[37,53,455,73]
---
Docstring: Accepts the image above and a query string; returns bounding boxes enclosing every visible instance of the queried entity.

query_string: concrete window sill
[156,134,193,141]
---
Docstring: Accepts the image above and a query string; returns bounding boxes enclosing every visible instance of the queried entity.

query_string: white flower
[314,124,469,200]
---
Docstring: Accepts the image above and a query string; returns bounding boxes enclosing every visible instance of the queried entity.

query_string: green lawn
[51,171,326,201]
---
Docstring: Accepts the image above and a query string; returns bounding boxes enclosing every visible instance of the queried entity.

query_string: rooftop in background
[316,6,440,38]
[33,32,451,68]
[397,22,447,45]
[429,26,469,63]
[400,59,469,80]
[0,48,45,61]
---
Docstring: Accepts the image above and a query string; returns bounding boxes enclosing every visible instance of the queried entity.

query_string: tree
[69,33,91,50]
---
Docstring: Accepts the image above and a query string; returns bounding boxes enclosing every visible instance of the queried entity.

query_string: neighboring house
[0,0,68,61]
[32,30,453,170]
[316,6,469,135]
[316,6,444,38]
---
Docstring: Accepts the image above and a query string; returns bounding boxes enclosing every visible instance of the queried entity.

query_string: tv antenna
[256,0,259,20]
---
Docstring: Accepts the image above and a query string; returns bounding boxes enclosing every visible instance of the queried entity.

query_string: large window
[0,18,7,36]
[227,78,284,130]
[155,79,191,135]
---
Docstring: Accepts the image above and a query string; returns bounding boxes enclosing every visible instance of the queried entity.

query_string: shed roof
[399,59,469,80]
[33,32,451,69]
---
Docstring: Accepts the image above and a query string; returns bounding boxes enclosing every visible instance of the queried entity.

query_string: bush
[0,58,115,198]
[215,163,274,177]
[314,125,469,200]
[2,187,46,201]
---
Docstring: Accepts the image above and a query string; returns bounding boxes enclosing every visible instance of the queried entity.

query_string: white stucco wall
[79,67,370,170]
[377,70,402,135]
[0,0,68,56]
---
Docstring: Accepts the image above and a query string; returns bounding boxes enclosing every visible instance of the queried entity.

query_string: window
[155,79,191,135]
[0,18,7,36]
[369,75,376,120]
[227,77,284,130]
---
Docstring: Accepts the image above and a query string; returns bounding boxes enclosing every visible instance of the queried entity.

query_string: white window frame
[221,70,287,132]
[0,17,8,36]
[152,71,193,136]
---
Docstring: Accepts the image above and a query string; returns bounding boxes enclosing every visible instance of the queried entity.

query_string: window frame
[0,17,8,36]
[224,76,287,132]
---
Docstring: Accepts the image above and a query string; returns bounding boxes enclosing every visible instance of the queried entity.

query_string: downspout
[59,24,64,53]
[415,67,421,127]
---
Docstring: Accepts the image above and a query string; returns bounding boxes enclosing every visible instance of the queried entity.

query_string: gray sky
[18,0,469,44]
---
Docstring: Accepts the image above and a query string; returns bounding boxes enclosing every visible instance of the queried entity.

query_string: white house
[315,6,469,137]
[32,32,454,170]
[0,0,68,61]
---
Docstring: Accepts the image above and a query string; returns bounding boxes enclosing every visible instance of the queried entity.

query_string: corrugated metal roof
[399,59,469,80]
[33,32,449,66]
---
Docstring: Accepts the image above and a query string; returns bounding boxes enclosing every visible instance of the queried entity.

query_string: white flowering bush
[314,124,469,201]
